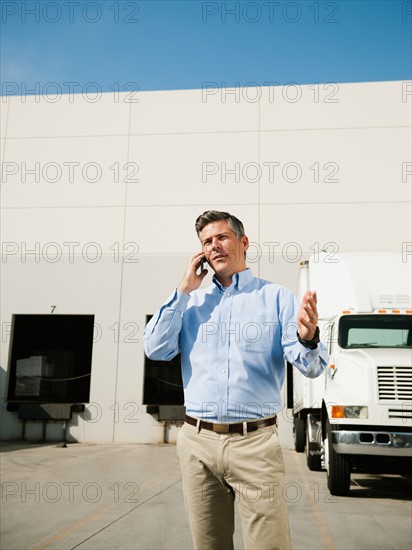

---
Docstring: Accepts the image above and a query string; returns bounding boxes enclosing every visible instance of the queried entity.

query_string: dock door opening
[7,314,94,405]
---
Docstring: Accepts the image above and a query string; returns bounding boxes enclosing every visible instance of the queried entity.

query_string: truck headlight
[332,405,368,419]
[345,406,368,419]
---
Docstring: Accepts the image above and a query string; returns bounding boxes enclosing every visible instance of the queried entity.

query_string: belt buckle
[213,423,230,434]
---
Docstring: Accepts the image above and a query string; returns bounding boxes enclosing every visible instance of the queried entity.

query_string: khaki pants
[176,421,291,550]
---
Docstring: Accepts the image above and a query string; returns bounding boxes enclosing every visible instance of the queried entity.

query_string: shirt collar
[212,268,254,293]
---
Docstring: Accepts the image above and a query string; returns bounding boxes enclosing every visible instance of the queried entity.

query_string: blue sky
[1,0,411,94]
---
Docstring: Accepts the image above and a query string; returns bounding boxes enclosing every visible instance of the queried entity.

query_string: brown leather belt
[184,414,277,434]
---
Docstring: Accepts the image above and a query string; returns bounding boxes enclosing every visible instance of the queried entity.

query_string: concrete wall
[1,81,411,445]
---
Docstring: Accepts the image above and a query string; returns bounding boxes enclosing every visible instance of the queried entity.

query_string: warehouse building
[1,80,411,444]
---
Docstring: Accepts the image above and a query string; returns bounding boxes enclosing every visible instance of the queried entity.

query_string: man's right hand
[177,252,208,295]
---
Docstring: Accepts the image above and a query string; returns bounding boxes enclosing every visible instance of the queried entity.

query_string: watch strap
[297,326,320,350]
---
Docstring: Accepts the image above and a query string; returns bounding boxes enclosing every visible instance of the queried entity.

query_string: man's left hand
[297,290,319,340]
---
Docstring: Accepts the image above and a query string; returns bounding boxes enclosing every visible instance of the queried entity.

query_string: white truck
[291,252,412,495]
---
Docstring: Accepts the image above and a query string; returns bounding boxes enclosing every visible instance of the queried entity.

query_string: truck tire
[294,418,305,453]
[326,421,351,496]
[306,422,321,471]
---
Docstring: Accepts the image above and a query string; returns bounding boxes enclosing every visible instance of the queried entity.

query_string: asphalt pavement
[1,440,411,550]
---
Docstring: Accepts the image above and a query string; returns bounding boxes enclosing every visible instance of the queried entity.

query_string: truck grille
[377,366,412,402]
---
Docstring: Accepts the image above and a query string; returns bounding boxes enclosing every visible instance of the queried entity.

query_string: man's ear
[241,235,249,252]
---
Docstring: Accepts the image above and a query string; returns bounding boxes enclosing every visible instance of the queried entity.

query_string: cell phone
[200,257,206,272]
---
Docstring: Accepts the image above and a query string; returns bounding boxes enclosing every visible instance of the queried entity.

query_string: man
[144,210,328,550]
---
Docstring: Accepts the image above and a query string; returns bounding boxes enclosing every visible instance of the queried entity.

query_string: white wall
[1,81,411,444]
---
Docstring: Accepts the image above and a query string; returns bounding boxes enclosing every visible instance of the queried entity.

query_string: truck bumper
[331,430,412,457]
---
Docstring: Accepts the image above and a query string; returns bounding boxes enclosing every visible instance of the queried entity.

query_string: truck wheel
[325,421,351,496]
[294,418,305,453]
[306,422,321,471]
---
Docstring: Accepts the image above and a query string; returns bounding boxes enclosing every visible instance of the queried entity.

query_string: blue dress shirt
[144,268,328,422]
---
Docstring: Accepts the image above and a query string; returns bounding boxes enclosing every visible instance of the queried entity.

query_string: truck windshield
[338,315,412,349]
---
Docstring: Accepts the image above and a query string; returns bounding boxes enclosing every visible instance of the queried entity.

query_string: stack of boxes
[15,356,54,398]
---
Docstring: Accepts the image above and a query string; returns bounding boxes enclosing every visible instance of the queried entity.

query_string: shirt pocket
[235,313,279,353]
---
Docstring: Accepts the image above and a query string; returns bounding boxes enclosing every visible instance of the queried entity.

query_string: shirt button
[221,369,226,373]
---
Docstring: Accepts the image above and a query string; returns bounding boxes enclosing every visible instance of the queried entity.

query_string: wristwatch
[297,326,320,350]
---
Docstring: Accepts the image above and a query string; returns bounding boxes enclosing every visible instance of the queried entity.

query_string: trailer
[291,252,412,495]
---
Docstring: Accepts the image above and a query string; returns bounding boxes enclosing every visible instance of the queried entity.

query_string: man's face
[199,220,249,282]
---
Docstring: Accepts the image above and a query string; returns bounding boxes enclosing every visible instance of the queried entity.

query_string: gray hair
[195,210,245,240]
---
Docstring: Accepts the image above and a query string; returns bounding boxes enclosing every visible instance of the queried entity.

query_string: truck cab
[292,252,412,495]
